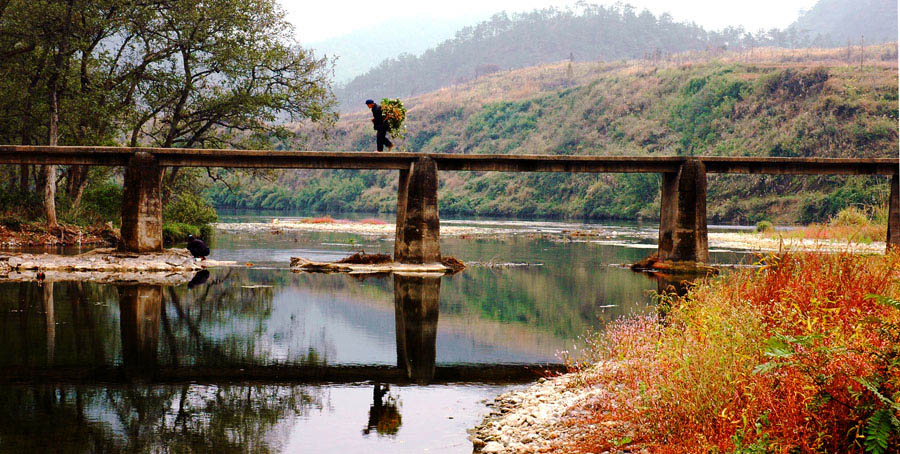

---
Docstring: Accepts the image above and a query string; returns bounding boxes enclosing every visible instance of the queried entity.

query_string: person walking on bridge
[366,99,393,152]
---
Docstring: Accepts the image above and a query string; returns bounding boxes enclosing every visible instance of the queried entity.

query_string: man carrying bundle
[366,99,393,152]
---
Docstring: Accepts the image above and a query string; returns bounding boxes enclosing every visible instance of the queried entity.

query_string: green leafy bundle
[381,98,407,148]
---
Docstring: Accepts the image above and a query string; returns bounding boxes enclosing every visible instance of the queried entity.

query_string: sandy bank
[215,221,521,237]
[216,221,885,254]
[709,232,885,254]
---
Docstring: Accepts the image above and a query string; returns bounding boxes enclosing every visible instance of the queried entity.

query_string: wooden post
[888,173,899,251]
[658,159,709,263]
[394,157,441,264]
[120,152,163,252]
[394,274,440,383]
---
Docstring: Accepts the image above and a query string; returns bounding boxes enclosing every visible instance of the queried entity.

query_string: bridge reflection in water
[2,274,561,386]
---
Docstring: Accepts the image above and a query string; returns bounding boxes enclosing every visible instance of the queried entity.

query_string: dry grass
[770,205,889,244]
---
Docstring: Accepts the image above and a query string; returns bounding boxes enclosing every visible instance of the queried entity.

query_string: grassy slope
[213,45,899,225]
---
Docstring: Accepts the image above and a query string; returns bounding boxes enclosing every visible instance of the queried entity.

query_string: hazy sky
[282,0,820,43]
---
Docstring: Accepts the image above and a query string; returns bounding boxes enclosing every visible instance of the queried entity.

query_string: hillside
[789,0,898,45]
[334,4,756,112]
[209,45,899,225]
[308,15,484,83]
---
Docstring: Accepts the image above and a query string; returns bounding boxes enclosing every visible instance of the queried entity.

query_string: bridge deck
[1,146,897,175]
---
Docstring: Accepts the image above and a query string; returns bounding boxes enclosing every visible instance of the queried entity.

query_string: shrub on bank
[572,252,900,453]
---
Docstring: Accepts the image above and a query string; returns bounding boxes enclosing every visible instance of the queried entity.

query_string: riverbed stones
[471,362,620,453]
[0,248,236,283]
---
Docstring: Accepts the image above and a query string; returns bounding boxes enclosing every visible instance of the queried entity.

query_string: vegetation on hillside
[217,46,898,225]
[336,0,897,110]
[566,251,900,453]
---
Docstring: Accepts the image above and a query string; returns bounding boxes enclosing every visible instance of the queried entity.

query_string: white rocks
[471,362,619,453]
[0,248,238,284]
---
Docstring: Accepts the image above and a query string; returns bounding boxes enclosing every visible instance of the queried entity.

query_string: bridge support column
[394,157,441,264]
[120,152,163,253]
[658,159,709,263]
[888,174,899,251]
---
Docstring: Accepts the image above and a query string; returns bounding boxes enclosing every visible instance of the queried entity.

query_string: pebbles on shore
[469,362,621,453]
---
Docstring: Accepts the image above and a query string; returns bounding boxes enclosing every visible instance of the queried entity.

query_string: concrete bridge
[2,145,898,262]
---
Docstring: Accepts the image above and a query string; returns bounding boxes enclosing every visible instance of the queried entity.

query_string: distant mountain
[789,0,898,45]
[309,15,487,84]
[333,4,762,112]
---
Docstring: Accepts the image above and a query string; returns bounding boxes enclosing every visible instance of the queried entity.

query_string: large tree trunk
[67,165,89,212]
[44,84,59,228]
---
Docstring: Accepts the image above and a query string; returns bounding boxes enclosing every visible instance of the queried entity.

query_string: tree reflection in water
[0,383,322,453]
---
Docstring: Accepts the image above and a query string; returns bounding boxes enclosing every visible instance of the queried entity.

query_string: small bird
[186,235,210,261]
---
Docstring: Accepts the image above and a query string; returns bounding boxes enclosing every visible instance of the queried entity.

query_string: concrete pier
[394,157,441,264]
[119,152,163,253]
[658,159,709,263]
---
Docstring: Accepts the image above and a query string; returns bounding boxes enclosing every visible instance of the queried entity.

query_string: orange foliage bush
[570,252,900,453]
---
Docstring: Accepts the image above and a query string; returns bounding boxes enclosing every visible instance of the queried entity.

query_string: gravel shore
[469,362,630,454]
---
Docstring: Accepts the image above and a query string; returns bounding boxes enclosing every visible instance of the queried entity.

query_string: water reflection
[187,269,210,289]
[0,383,321,453]
[364,383,402,436]
[394,274,440,383]
[119,285,161,374]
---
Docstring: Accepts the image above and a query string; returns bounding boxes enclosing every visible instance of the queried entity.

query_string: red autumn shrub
[569,252,900,454]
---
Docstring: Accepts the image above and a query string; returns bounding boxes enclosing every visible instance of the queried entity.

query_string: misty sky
[282,0,820,43]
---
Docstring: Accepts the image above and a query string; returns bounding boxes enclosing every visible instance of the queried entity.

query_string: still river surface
[0,212,752,453]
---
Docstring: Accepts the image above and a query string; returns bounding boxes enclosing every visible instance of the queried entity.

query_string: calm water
[0,214,750,453]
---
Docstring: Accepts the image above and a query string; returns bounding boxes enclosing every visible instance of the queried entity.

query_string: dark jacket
[371,103,386,131]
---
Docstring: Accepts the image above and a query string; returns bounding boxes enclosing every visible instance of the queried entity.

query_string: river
[0,212,752,453]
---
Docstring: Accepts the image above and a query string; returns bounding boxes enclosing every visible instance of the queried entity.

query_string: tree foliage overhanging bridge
[2,145,898,263]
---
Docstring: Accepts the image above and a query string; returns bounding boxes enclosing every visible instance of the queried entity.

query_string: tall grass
[773,205,889,244]
[571,251,900,453]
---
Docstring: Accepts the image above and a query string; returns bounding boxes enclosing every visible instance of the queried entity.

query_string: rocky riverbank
[470,362,629,454]
[0,248,237,283]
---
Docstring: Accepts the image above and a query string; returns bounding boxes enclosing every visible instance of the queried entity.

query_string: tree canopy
[0,0,335,226]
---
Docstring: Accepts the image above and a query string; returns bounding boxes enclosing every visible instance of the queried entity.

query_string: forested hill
[335,5,756,112]
[208,46,899,225]
[332,0,896,112]
[789,0,898,45]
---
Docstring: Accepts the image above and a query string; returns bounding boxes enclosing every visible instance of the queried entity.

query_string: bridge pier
[394,157,441,264]
[120,152,163,252]
[889,174,899,251]
[658,159,709,263]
